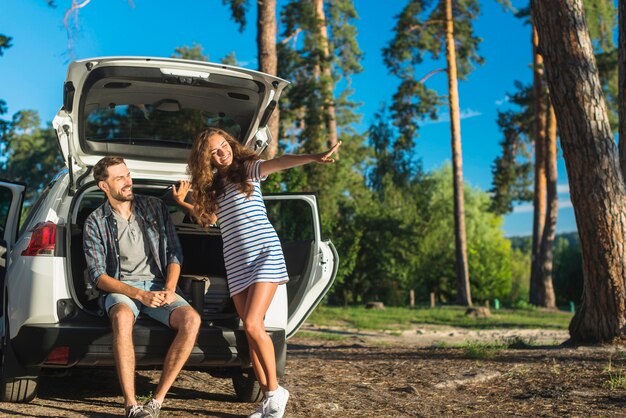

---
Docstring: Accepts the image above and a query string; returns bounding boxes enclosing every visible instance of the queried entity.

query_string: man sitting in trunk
[83,156,201,418]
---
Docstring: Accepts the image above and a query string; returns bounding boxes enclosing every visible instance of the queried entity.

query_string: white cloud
[559,199,573,209]
[557,184,570,194]
[512,203,534,214]
[460,109,482,119]
[512,199,573,214]
[230,58,257,68]
[495,95,510,106]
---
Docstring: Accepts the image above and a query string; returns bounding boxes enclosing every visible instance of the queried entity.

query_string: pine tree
[489,83,534,216]
[277,0,364,228]
[0,111,64,202]
[383,0,484,306]
[275,1,367,305]
[222,0,281,157]
[534,0,626,342]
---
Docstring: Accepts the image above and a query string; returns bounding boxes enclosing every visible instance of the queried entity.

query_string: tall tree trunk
[619,0,626,179]
[538,100,557,308]
[530,24,548,306]
[534,0,626,343]
[257,0,280,158]
[313,0,339,147]
[444,0,471,307]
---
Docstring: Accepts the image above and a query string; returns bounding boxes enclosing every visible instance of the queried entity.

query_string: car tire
[232,368,263,403]
[0,377,38,402]
[0,299,38,403]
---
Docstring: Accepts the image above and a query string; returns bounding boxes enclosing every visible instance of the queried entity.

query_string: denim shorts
[104,280,190,328]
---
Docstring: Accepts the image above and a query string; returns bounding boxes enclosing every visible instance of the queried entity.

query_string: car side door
[0,181,25,281]
[264,194,338,339]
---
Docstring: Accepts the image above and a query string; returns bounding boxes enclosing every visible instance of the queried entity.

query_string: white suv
[0,57,338,403]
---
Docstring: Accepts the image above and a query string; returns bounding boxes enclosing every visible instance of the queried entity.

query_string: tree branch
[407,20,445,32]
[63,0,134,58]
[281,27,302,47]
[419,68,447,84]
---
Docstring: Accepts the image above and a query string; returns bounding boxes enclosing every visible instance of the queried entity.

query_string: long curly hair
[187,127,259,227]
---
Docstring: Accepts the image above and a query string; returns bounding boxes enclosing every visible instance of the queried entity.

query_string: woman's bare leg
[232,283,279,392]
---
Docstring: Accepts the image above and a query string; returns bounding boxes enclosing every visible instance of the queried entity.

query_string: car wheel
[0,376,38,403]
[0,299,38,402]
[231,368,263,403]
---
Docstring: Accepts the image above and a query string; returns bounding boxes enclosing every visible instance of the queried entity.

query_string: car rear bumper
[11,321,285,371]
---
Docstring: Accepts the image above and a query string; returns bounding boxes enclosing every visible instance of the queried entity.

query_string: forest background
[0,0,610,309]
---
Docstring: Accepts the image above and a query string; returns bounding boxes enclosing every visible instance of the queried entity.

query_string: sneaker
[264,386,289,418]
[247,398,268,418]
[142,398,162,418]
[125,405,147,418]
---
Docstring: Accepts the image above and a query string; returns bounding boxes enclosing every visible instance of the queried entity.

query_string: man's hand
[137,290,168,308]
[162,289,178,305]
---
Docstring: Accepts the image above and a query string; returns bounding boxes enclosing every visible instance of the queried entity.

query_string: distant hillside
[509,231,579,253]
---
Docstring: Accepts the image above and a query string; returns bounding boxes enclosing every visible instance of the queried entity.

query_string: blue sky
[0,0,577,236]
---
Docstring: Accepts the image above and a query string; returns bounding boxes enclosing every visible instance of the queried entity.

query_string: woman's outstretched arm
[259,141,341,177]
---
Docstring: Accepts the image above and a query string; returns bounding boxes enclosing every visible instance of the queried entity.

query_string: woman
[173,127,340,418]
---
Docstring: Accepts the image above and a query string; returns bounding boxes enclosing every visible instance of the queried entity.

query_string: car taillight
[44,346,70,365]
[21,221,57,256]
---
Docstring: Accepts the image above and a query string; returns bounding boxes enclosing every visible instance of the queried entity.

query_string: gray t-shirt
[112,209,162,282]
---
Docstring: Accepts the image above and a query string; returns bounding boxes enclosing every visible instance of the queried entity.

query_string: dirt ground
[1,326,626,417]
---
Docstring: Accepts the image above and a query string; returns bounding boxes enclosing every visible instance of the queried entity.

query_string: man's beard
[111,188,134,202]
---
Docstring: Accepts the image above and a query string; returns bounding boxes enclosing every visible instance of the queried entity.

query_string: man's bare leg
[110,304,138,408]
[152,306,201,403]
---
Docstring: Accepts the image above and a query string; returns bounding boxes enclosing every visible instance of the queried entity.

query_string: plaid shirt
[83,194,183,288]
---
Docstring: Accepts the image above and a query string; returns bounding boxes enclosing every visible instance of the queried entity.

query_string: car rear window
[85,104,242,147]
[77,66,264,162]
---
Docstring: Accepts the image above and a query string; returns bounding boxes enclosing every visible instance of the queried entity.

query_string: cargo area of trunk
[68,183,238,325]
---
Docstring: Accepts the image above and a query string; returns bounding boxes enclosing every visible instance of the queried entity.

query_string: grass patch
[460,340,506,359]
[505,365,531,379]
[136,391,153,403]
[308,305,572,331]
[498,335,538,349]
[295,331,350,341]
[606,369,626,390]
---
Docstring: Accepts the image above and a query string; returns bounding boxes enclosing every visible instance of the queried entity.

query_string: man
[83,156,200,418]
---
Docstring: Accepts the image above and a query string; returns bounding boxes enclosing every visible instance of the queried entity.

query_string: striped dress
[216,159,289,296]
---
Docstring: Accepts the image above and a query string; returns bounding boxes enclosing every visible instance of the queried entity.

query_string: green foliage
[509,234,531,253]
[222,0,249,32]
[383,0,483,150]
[552,233,583,306]
[274,0,369,302]
[0,110,64,202]
[333,106,427,306]
[489,82,533,215]
[491,0,617,219]
[507,232,582,308]
[308,305,573,330]
[584,0,616,53]
[0,34,12,56]
[585,0,618,130]
[221,51,238,65]
[416,164,513,304]
[347,178,428,305]
[461,340,504,359]
[606,369,626,391]
[367,105,419,196]
[296,331,349,341]
[172,43,209,61]
[507,248,530,305]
